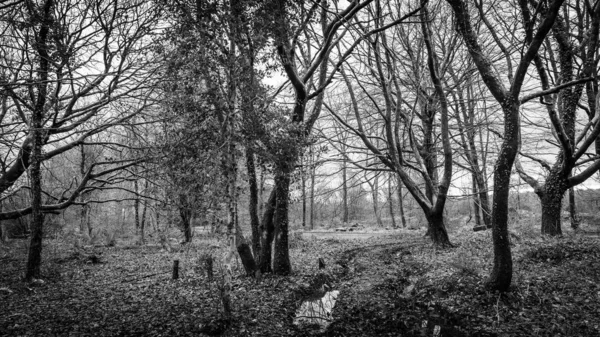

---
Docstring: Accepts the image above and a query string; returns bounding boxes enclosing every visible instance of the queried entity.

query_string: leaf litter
[0,229,599,336]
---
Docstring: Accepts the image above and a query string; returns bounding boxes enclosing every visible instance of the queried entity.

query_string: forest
[1,0,600,336]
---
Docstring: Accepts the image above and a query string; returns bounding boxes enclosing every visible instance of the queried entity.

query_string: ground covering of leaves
[1,224,599,336]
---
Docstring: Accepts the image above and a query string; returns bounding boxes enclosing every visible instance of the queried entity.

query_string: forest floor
[1,221,600,336]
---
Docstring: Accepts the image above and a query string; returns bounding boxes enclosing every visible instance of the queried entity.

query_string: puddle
[293,290,340,330]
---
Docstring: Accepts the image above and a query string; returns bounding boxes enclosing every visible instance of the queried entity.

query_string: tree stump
[204,255,213,281]
[318,257,326,269]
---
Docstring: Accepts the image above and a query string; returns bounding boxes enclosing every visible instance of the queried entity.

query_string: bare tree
[516,0,600,235]
[446,0,565,291]
[0,0,161,280]
[326,0,452,247]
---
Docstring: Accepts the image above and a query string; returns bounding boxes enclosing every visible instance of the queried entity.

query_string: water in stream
[293,290,340,331]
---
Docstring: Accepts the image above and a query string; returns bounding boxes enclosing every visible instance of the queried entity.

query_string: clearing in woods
[1,225,600,336]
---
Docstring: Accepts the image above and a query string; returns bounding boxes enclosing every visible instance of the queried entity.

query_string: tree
[446,0,565,291]
[256,0,418,273]
[159,0,275,273]
[0,0,161,218]
[0,0,162,280]
[325,0,453,247]
[449,66,493,229]
[516,0,600,236]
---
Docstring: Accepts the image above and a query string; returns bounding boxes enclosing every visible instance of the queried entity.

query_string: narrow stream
[293,290,340,331]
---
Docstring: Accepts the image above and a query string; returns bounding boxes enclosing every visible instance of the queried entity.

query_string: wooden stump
[172,260,179,280]
[318,257,326,269]
[204,255,213,281]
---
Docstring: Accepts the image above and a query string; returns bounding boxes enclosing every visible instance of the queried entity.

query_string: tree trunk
[79,145,90,237]
[425,210,451,248]
[26,130,45,279]
[301,155,307,227]
[272,169,291,275]
[79,204,90,238]
[538,169,567,236]
[0,202,6,244]
[235,222,257,276]
[140,201,146,244]
[25,0,53,282]
[476,173,492,228]
[397,176,406,228]
[371,174,383,227]
[134,179,140,233]
[179,206,192,243]
[140,181,148,244]
[246,147,261,256]
[471,175,481,227]
[259,191,276,273]
[388,173,396,228]
[342,150,349,223]
[486,101,519,292]
[540,190,564,236]
[310,151,316,230]
[569,187,579,230]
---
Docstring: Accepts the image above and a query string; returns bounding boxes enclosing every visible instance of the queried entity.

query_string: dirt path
[300,230,409,240]
[323,237,476,336]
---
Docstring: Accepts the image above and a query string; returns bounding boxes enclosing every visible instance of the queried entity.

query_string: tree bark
[301,155,307,227]
[569,186,579,230]
[79,144,90,237]
[486,99,518,292]
[258,191,276,273]
[179,203,192,243]
[134,179,140,233]
[310,148,316,230]
[476,172,492,228]
[245,147,261,257]
[472,175,482,227]
[367,173,383,227]
[540,190,564,235]
[388,173,396,228]
[538,168,568,235]
[396,176,406,228]
[425,210,451,248]
[25,0,53,282]
[272,169,291,275]
[342,148,349,223]
[235,222,257,276]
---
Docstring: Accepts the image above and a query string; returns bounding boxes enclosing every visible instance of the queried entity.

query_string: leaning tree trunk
[272,169,292,275]
[235,222,257,276]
